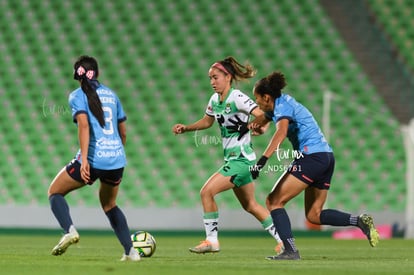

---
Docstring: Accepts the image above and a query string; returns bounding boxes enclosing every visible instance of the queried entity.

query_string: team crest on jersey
[225,103,231,114]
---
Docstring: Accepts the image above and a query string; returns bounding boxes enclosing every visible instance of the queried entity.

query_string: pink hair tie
[211,62,231,75]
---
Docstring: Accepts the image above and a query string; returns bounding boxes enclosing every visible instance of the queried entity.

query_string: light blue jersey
[69,84,127,169]
[266,93,332,154]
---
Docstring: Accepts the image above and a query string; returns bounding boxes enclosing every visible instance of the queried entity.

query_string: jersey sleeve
[68,90,88,123]
[234,90,257,114]
[274,97,294,122]
[205,94,216,117]
[115,94,127,123]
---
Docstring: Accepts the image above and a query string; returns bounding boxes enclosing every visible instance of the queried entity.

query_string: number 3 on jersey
[102,106,114,135]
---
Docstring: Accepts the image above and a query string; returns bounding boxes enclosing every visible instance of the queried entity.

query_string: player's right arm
[262,118,289,158]
[172,114,215,134]
[76,113,91,183]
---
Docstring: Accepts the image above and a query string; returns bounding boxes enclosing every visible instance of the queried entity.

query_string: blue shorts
[288,152,334,190]
[66,160,124,186]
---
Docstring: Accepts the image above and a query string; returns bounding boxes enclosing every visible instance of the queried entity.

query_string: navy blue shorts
[66,160,124,186]
[287,152,334,190]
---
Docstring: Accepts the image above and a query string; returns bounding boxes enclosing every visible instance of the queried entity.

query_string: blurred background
[0,0,413,237]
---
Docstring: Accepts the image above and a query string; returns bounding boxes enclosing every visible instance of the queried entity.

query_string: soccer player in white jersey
[48,55,140,261]
[172,56,283,254]
[249,71,379,260]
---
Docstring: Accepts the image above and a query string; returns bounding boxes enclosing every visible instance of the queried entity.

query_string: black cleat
[266,250,300,260]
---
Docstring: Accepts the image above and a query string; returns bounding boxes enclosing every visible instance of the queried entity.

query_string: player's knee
[265,197,272,210]
[266,196,286,210]
[199,187,214,199]
[47,187,62,198]
[306,211,321,224]
[241,201,257,214]
[101,201,117,212]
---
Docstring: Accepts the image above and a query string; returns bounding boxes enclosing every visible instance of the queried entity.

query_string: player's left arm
[118,121,127,146]
[249,107,271,135]
[115,95,127,145]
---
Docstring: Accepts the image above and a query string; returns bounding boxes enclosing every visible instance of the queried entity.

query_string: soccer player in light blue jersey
[48,55,139,261]
[249,71,379,260]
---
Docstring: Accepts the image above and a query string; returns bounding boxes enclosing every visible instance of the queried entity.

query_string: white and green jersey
[205,88,257,161]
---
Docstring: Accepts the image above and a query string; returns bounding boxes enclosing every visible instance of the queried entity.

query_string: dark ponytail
[254,71,287,99]
[73,56,105,128]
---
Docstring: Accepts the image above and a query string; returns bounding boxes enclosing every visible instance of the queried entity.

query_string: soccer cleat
[274,241,285,256]
[357,214,380,247]
[189,240,220,254]
[120,247,141,262]
[51,225,80,256]
[266,250,300,260]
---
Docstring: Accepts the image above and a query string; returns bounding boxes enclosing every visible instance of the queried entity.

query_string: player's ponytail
[254,71,287,99]
[212,56,257,84]
[73,56,105,128]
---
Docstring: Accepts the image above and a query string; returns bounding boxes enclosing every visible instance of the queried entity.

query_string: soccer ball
[131,231,156,257]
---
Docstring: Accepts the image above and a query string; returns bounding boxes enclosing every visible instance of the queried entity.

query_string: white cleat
[189,240,220,254]
[51,225,80,256]
[120,247,141,262]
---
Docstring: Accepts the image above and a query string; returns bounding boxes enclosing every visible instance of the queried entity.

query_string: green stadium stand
[367,0,414,72]
[0,0,407,212]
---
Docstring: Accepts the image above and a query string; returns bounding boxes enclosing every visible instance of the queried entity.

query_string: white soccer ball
[131,231,156,257]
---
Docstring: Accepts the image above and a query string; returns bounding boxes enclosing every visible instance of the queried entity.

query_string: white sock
[265,224,282,243]
[68,225,78,235]
[204,218,219,243]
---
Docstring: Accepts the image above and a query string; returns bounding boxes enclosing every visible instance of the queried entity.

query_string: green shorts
[218,158,256,187]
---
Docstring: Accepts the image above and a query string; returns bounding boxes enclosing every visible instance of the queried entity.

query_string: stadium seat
[0,0,406,213]
[367,0,414,72]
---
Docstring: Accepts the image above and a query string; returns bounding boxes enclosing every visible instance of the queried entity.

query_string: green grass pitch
[0,231,413,275]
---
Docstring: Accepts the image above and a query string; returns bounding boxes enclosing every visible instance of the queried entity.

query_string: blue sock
[320,209,352,226]
[105,206,132,254]
[270,208,297,252]
[49,194,73,233]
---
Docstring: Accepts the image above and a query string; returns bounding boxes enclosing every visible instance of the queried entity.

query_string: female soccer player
[172,57,283,254]
[48,55,140,261]
[249,71,380,260]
